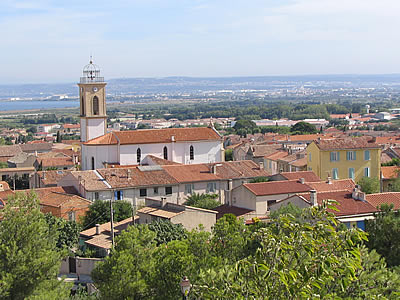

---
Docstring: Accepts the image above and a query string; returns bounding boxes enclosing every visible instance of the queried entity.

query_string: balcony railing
[80,77,105,84]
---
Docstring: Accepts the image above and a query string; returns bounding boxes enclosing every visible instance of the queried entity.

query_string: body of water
[0,100,130,111]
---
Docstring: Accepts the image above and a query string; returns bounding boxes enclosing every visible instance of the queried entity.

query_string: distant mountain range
[1,74,400,99]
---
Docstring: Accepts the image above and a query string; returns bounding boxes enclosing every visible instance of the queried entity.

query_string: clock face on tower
[92,87,98,92]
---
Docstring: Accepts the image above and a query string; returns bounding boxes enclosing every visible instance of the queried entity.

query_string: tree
[270,202,303,220]
[365,204,400,267]
[193,203,373,299]
[81,200,132,228]
[148,219,187,246]
[224,149,233,161]
[185,193,220,210]
[44,213,81,251]
[233,119,257,133]
[56,131,61,143]
[0,192,64,299]
[358,177,380,194]
[249,176,269,183]
[92,225,157,299]
[0,161,8,169]
[290,121,317,135]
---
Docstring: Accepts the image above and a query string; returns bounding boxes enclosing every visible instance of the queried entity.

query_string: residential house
[58,160,268,208]
[30,170,72,188]
[264,150,289,175]
[35,186,90,221]
[277,151,307,173]
[137,198,217,231]
[269,186,377,229]
[0,145,22,163]
[230,179,313,217]
[245,144,282,167]
[80,217,136,257]
[7,152,36,168]
[34,157,75,171]
[306,137,381,182]
[20,142,52,154]
[380,166,400,192]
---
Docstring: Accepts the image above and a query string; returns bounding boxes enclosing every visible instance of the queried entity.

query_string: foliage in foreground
[365,204,400,267]
[0,192,70,299]
[92,204,400,299]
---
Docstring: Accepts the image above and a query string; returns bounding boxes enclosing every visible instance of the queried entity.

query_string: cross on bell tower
[78,59,107,142]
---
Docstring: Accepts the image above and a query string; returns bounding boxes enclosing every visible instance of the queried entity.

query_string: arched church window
[190,145,194,160]
[93,96,99,115]
[91,157,95,170]
[137,148,141,164]
[163,146,168,160]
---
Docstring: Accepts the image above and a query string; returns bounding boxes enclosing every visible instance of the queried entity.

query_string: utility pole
[110,196,115,248]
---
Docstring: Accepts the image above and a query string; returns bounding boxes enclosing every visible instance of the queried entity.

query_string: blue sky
[0,0,399,83]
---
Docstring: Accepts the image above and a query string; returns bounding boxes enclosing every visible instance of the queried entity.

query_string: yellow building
[306,137,381,183]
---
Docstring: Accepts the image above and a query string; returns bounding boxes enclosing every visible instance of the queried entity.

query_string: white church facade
[78,60,224,171]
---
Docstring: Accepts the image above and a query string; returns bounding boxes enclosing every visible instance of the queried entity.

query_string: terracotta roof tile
[213,204,255,219]
[37,170,71,186]
[280,171,320,182]
[381,166,400,179]
[249,145,282,157]
[306,179,356,193]
[97,167,178,189]
[38,157,75,168]
[69,170,110,191]
[20,143,52,152]
[84,127,221,145]
[137,206,183,219]
[244,180,312,196]
[265,151,288,161]
[301,190,377,216]
[0,145,22,157]
[314,137,380,150]
[366,192,400,210]
[162,164,219,183]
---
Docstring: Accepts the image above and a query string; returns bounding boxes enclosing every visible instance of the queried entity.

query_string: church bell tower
[78,59,107,142]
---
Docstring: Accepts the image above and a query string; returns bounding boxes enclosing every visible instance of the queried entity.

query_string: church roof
[83,127,221,146]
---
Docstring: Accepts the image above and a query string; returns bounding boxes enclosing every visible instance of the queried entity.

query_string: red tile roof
[366,193,400,210]
[314,137,380,150]
[306,179,356,193]
[265,151,288,161]
[84,127,221,145]
[301,190,377,216]
[280,171,321,182]
[381,166,400,179]
[213,204,255,219]
[244,180,312,196]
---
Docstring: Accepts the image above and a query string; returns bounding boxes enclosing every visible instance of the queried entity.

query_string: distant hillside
[1,74,400,99]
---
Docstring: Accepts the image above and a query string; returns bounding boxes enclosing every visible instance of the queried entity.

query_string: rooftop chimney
[310,190,318,206]
[352,186,360,199]
[211,164,217,174]
[258,161,264,170]
[127,169,131,179]
[327,176,332,184]
[299,177,305,184]
[171,135,175,142]
[42,170,46,180]
[95,224,100,235]
[358,192,366,201]
[161,197,167,208]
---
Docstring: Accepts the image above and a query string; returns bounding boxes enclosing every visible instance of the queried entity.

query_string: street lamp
[180,276,191,300]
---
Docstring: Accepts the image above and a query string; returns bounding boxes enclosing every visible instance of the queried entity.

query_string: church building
[78,60,224,171]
